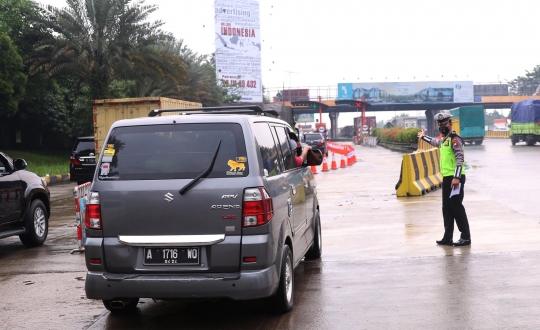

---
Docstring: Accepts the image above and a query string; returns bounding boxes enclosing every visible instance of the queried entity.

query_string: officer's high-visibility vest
[440,134,465,177]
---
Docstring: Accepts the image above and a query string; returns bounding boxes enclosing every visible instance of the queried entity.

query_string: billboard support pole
[361,95,366,126]
[318,96,322,124]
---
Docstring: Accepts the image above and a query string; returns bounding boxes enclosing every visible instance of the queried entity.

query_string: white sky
[38,0,540,126]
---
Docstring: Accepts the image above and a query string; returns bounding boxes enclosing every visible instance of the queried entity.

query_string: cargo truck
[509,98,540,146]
[92,97,203,160]
[449,105,485,145]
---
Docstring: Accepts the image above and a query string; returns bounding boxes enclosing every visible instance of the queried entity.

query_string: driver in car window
[290,139,311,167]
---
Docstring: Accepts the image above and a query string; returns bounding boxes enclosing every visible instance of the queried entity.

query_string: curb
[42,173,71,185]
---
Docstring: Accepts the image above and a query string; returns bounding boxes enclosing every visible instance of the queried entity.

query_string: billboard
[338,81,474,103]
[295,114,314,123]
[215,0,262,103]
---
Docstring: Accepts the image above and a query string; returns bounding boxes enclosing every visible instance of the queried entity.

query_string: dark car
[70,136,96,185]
[84,105,323,313]
[0,151,50,247]
[304,133,327,155]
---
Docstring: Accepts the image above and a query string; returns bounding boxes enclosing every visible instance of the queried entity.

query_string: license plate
[82,158,95,164]
[143,247,199,265]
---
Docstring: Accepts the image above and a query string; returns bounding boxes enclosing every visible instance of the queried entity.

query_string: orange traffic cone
[331,152,338,170]
[310,165,318,174]
[351,148,357,163]
[340,153,347,168]
[347,149,353,166]
[322,154,329,172]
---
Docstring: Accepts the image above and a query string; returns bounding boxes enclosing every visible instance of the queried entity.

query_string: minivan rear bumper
[85,265,280,300]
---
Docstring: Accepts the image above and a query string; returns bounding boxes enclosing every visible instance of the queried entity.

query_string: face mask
[439,126,450,135]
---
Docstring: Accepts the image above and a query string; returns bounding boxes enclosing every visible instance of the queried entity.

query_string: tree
[0,34,27,117]
[27,0,186,101]
[508,65,540,96]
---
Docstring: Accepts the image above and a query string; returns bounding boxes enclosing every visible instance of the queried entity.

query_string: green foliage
[4,149,70,176]
[27,0,185,100]
[508,65,540,96]
[0,34,27,117]
[375,127,421,143]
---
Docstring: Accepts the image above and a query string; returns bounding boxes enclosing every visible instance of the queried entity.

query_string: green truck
[509,99,540,146]
[449,105,485,145]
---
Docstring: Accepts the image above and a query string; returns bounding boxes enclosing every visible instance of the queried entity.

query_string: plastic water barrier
[395,148,442,197]
[70,182,91,254]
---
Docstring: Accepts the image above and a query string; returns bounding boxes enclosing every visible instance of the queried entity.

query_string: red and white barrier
[70,182,91,254]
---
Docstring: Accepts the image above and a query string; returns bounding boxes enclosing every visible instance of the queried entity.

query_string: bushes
[375,127,421,143]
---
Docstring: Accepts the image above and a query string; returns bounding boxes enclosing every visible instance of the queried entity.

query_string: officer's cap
[434,113,451,125]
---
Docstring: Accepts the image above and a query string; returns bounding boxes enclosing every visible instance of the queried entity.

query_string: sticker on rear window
[236,156,246,163]
[104,149,115,156]
[226,159,245,175]
[107,144,114,149]
[100,163,110,176]
[102,155,113,162]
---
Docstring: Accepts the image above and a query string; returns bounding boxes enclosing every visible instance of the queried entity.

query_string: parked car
[84,105,323,313]
[303,132,328,155]
[0,151,50,247]
[70,136,96,185]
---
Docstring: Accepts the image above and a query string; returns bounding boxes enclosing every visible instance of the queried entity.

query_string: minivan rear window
[304,134,323,140]
[98,123,248,180]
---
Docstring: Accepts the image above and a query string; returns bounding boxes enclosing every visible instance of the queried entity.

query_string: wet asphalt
[1,139,540,329]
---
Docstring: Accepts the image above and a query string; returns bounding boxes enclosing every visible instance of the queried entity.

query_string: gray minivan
[84,106,323,313]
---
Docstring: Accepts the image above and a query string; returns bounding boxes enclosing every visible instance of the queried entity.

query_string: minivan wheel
[103,298,140,313]
[19,200,48,248]
[271,245,293,313]
[305,213,322,260]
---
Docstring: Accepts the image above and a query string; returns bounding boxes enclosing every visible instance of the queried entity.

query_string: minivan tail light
[242,187,273,227]
[85,192,102,230]
[317,141,324,146]
[70,156,82,166]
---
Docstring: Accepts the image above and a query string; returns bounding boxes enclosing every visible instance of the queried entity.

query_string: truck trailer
[449,105,485,145]
[509,98,540,146]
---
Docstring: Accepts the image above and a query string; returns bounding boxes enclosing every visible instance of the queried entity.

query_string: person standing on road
[417,113,471,246]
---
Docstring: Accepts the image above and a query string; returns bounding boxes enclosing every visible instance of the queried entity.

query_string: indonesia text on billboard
[338,81,474,103]
[215,0,262,103]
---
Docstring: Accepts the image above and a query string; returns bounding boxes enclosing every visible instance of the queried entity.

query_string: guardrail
[485,130,509,138]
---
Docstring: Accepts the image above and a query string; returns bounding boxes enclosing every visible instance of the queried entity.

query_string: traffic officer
[417,113,471,246]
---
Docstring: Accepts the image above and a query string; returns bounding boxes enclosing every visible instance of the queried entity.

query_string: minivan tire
[305,212,322,260]
[271,245,294,313]
[103,298,140,313]
[19,200,48,247]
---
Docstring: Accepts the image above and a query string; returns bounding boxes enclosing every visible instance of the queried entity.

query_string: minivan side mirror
[305,149,323,166]
[13,158,27,171]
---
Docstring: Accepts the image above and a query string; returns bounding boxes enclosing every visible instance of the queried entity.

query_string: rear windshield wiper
[179,140,221,195]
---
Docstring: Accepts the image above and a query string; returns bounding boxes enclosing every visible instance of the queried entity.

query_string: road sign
[318,126,325,133]
[362,125,368,132]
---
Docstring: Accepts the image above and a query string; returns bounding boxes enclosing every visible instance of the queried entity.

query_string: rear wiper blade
[179,140,221,195]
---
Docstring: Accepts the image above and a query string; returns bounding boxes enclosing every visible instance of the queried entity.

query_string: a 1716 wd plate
[143,247,199,265]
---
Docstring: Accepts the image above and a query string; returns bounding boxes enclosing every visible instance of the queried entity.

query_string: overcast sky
[38,0,540,124]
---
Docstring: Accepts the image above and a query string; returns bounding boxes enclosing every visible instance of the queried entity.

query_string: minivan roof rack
[148,105,278,117]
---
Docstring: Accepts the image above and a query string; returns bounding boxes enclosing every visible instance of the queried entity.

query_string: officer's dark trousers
[441,175,470,240]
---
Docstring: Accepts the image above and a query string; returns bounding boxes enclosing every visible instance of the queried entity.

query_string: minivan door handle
[290,184,296,195]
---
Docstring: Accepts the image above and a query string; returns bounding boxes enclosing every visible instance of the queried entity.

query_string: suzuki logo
[164,193,174,203]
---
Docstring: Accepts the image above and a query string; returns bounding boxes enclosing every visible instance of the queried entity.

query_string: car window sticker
[100,163,111,176]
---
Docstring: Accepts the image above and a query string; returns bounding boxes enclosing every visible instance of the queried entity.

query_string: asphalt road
[1,139,540,330]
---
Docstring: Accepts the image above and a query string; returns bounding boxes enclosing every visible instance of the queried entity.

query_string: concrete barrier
[395,148,442,197]
[485,130,509,139]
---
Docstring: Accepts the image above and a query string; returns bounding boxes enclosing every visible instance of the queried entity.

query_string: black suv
[0,151,50,247]
[304,133,327,155]
[70,136,97,185]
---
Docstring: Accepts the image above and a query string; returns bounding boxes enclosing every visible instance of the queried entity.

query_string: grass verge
[3,150,70,177]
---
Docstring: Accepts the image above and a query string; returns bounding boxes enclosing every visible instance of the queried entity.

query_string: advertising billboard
[338,81,474,103]
[215,0,262,103]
